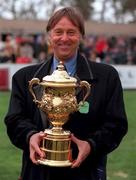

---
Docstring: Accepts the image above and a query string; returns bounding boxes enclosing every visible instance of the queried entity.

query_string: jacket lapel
[34,55,53,80]
[76,53,96,83]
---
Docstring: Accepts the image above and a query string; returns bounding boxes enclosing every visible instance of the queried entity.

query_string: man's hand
[29,131,45,164]
[71,134,91,168]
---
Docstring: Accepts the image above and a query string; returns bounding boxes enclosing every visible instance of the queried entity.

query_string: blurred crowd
[0,33,136,65]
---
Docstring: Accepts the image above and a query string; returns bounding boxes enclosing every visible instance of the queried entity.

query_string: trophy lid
[42,61,77,87]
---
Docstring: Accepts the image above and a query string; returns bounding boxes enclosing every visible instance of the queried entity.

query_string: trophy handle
[29,78,41,104]
[79,81,91,103]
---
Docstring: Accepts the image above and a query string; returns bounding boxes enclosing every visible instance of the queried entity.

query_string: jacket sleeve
[4,71,39,150]
[87,67,128,156]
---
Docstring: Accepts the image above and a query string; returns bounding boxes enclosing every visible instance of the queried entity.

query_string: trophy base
[37,159,72,167]
[39,129,72,167]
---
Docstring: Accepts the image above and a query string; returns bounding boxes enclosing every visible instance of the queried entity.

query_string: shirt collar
[52,53,77,76]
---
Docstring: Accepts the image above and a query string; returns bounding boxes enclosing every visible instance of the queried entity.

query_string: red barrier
[0,68,9,90]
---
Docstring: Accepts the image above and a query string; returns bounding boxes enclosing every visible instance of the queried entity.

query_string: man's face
[48,17,81,61]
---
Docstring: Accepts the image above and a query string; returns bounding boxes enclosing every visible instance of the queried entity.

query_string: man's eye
[68,31,75,36]
[54,31,62,35]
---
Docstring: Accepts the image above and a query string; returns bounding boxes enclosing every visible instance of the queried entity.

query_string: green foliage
[0,90,136,180]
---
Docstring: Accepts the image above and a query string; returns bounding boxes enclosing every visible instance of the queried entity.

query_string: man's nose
[61,32,69,41]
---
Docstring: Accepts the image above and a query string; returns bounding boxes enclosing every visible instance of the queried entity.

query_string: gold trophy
[29,61,90,167]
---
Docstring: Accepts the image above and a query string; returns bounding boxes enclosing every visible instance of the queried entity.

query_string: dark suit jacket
[4,53,128,180]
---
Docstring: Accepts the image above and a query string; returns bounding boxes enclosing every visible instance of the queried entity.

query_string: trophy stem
[52,126,63,133]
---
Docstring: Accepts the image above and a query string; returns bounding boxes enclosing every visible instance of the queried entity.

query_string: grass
[0,91,22,180]
[0,90,136,180]
[107,90,136,180]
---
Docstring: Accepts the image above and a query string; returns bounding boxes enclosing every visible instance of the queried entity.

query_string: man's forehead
[51,17,79,29]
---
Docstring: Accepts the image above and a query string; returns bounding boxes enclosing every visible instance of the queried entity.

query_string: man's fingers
[71,159,81,168]
[32,142,44,157]
[30,149,39,164]
[71,152,83,168]
[29,132,45,164]
[39,131,46,138]
[30,143,45,164]
[70,133,91,168]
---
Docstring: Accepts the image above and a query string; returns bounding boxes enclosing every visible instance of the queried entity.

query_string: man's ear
[79,35,84,45]
[47,33,51,46]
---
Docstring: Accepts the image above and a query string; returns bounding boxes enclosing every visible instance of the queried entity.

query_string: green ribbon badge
[78,101,89,114]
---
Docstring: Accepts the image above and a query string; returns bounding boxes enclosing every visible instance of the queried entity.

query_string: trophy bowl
[29,61,90,167]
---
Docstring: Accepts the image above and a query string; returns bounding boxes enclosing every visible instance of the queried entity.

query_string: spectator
[16,42,33,64]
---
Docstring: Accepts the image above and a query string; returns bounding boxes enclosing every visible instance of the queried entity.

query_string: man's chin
[58,54,71,61]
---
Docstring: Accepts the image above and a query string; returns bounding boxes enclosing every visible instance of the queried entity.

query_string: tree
[100,0,109,22]
[111,0,124,23]
[111,0,136,23]
[122,0,136,22]
[0,0,58,20]
[0,0,18,19]
[0,0,135,23]
[60,0,95,20]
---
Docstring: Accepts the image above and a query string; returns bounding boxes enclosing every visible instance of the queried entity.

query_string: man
[5,7,128,180]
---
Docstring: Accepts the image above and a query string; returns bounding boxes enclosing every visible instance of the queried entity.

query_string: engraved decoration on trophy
[29,61,91,167]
